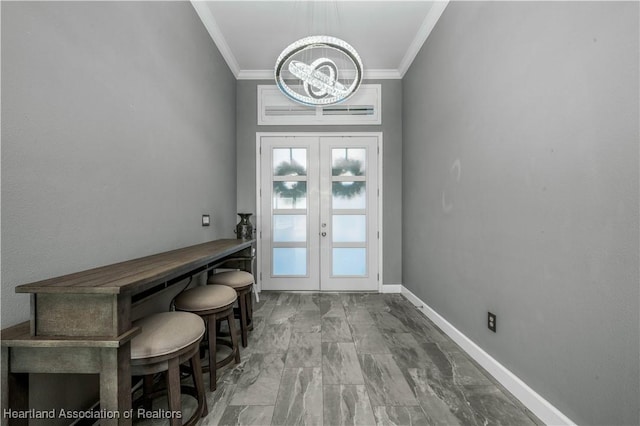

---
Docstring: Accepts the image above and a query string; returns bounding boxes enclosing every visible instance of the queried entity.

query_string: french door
[258,133,380,291]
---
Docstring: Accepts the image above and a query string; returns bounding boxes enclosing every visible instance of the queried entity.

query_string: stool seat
[208,270,254,348]
[207,270,254,288]
[174,285,237,311]
[130,311,207,426]
[174,284,241,391]
[131,312,205,360]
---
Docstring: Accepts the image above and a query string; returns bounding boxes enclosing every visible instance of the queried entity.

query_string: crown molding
[190,0,240,78]
[237,68,402,80]
[364,69,402,80]
[398,0,449,77]
[193,1,448,81]
[237,70,273,80]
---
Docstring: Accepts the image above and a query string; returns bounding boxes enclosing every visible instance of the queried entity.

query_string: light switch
[202,214,210,227]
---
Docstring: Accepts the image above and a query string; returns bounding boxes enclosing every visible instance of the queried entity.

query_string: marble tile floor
[134,292,542,426]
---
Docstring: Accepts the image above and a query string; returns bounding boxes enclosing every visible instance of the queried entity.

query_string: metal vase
[234,213,254,240]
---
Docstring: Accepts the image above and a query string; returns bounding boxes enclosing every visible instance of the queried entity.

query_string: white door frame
[255,132,384,293]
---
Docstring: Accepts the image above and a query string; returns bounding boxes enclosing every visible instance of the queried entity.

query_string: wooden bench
[1,239,255,426]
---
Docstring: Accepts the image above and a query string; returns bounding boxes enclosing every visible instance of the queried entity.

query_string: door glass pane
[332,148,366,176]
[274,148,307,176]
[273,215,306,242]
[273,181,307,209]
[332,215,366,242]
[332,182,366,209]
[333,248,366,276]
[273,248,307,276]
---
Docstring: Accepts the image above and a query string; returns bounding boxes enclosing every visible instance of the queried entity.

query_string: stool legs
[239,294,249,348]
[166,358,181,426]
[137,348,207,426]
[142,375,154,411]
[190,352,208,417]
[233,286,253,348]
[227,310,241,364]
[207,314,218,392]
[247,290,254,332]
[209,310,240,391]
[174,299,241,392]
[218,292,252,348]
[130,312,207,426]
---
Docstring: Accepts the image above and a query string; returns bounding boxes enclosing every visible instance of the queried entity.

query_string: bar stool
[130,311,207,426]
[207,270,254,348]
[174,284,240,391]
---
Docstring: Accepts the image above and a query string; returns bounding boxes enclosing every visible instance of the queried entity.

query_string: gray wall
[2,1,236,420]
[236,80,403,284]
[402,2,639,425]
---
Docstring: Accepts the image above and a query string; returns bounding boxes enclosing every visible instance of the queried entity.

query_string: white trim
[376,136,384,294]
[255,135,262,293]
[238,70,273,80]
[398,0,449,77]
[239,69,402,80]
[381,284,402,293]
[377,136,384,293]
[190,0,240,78]
[258,85,381,126]
[364,69,403,80]
[400,285,576,426]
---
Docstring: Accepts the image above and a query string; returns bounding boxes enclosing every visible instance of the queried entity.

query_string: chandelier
[275,35,363,106]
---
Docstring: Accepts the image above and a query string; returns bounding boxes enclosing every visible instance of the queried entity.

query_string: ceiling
[191,1,449,79]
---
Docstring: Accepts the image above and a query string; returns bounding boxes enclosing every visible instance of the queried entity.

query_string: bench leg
[100,345,132,425]
[2,347,29,426]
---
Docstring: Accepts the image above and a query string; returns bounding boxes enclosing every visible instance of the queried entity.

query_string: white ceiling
[191,1,449,79]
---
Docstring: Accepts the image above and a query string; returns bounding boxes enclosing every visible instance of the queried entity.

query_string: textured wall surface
[2,2,236,421]
[236,80,403,284]
[402,2,639,425]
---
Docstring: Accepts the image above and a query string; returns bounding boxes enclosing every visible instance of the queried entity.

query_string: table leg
[100,344,132,426]
[2,347,29,426]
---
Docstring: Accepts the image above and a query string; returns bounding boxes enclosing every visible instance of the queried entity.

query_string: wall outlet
[488,312,496,332]
[202,214,210,227]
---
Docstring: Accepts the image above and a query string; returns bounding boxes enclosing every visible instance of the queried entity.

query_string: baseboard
[381,284,402,293]
[401,285,576,426]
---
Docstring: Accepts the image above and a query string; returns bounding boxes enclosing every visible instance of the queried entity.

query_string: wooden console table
[1,239,255,426]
